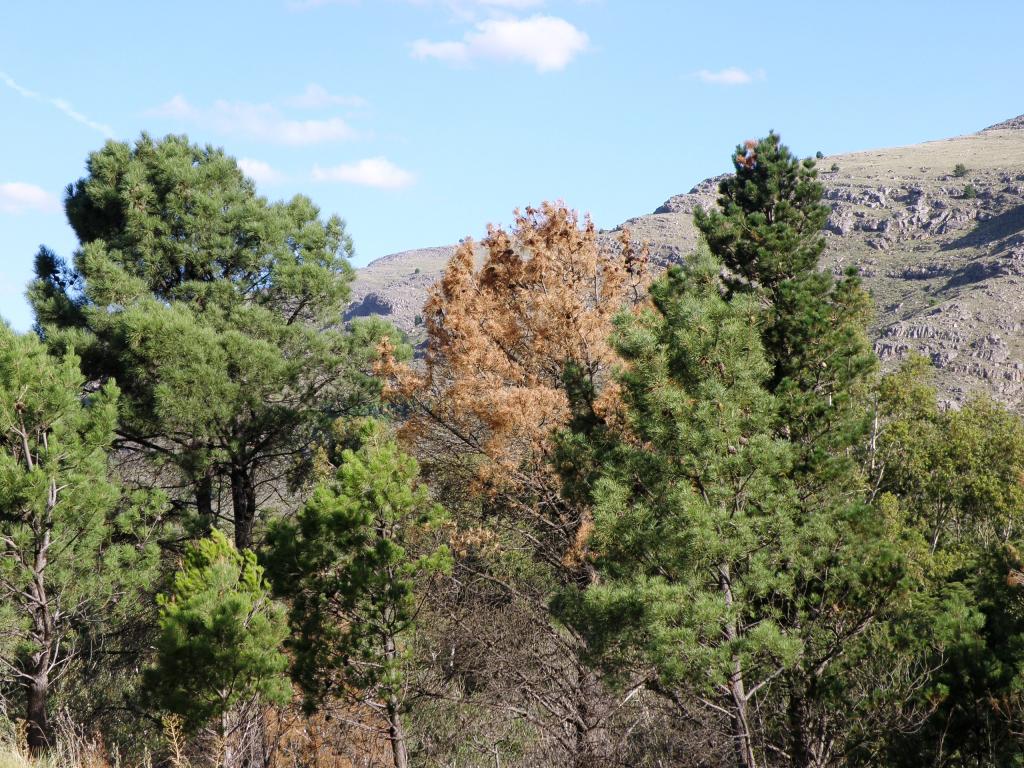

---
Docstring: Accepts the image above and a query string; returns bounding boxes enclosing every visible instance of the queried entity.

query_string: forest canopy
[1,132,1023,768]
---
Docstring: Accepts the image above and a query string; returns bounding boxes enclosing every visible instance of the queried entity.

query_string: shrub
[816,150,825,159]
[831,163,840,172]
[962,184,978,199]
[953,163,968,177]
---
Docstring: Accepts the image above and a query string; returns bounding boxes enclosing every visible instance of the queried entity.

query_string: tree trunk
[787,678,829,768]
[385,696,409,768]
[719,564,757,768]
[25,668,50,755]
[196,471,215,534]
[789,684,811,768]
[382,629,409,768]
[26,499,54,756]
[230,466,257,550]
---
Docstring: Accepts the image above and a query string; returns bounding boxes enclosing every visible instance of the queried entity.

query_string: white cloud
[312,158,415,189]
[0,183,61,215]
[237,159,283,184]
[695,67,765,86]
[289,84,366,109]
[0,71,113,136]
[149,96,357,145]
[412,14,589,72]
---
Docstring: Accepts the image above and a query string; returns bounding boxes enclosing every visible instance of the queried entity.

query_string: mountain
[347,118,1024,407]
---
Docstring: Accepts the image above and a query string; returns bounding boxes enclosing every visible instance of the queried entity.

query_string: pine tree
[694,132,876,471]
[145,528,289,764]
[376,203,650,766]
[556,248,799,768]
[695,134,910,766]
[29,133,409,550]
[0,325,158,753]
[266,419,450,768]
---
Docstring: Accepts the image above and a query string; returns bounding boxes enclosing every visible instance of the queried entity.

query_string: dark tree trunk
[789,685,811,768]
[230,466,257,550]
[196,471,215,534]
[25,657,50,754]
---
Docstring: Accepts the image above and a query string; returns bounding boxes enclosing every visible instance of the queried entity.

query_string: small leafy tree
[963,183,978,199]
[953,162,969,178]
[146,529,289,765]
[870,358,1024,766]
[0,326,158,753]
[266,420,450,768]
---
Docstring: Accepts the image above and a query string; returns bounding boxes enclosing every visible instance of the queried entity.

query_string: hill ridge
[349,122,1024,407]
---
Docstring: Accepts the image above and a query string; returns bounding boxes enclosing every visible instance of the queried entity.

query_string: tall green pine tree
[30,134,409,550]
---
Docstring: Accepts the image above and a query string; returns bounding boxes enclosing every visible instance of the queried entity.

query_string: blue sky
[2,0,1022,331]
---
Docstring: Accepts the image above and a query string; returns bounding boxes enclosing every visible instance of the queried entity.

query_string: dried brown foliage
[378,201,647,571]
[376,202,653,767]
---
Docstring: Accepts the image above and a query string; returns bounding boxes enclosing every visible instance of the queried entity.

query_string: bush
[953,163,968,178]
[830,163,840,172]
[816,150,824,159]
[962,184,978,199]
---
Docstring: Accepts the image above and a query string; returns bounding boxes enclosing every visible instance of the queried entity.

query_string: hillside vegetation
[5,128,1024,768]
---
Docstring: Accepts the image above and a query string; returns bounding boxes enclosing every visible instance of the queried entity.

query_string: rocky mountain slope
[347,118,1024,407]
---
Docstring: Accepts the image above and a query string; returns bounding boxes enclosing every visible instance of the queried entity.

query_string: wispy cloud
[312,158,415,189]
[0,71,113,136]
[237,159,284,185]
[0,182,61,215]
[288,84,366,109]
[412,15,589,72]
[695,67,765,86]
[149,95,357,145]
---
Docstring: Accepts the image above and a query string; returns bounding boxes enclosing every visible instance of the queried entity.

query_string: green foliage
[145,529,289,734]
[266,419,450,711]
[0,325,159,747]
[872,357,1024,765]
[557,248,798,764]
[962,183,978,199]
[953,162,969,178]
[815,150,824,159]
[29,134,410,549]
[830,163,840,172]
[695,132,877,458]
[694,132,829,296]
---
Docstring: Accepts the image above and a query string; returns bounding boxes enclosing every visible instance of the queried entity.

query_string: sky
[2,0,1023,331]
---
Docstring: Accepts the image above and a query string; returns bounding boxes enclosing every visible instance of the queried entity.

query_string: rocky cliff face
[348,119,1024,408]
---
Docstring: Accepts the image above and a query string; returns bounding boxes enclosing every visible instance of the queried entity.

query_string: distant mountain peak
[982,115,1024,132]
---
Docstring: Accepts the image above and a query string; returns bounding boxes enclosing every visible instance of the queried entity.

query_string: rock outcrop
[349,118,1024,408]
